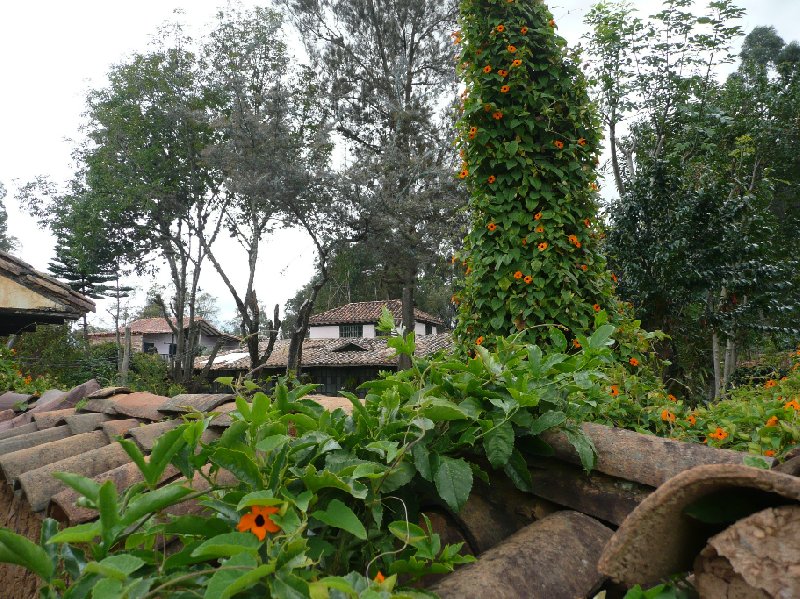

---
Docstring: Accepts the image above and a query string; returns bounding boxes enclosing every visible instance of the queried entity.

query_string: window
[143,342,156,354]
[425,323,433,335]
[339,324,363,338]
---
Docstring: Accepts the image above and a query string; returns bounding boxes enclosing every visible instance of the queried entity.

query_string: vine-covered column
[453,0,613,347]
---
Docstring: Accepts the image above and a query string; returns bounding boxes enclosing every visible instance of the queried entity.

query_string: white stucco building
[307,300,443,339]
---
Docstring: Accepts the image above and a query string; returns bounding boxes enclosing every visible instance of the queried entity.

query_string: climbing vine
[453,0,614,347]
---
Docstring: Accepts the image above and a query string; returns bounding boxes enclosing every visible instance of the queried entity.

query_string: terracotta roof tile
[30,379,100,413]
[196,333,454,372]
[0,409,13,423]
[89,318,239,344]
[86,386,131,399]
[308,299,444,326]
[0,422,37,441]
[128,420,181,452]
[0,430,109,486]
[64,413,110,435]
[31,408,76,429]
[0,425,72,458]
[159,393,235,414]
[103,392,172,421]
[19,442,131,511]
[0,392,32,411]
[101,419,142,440]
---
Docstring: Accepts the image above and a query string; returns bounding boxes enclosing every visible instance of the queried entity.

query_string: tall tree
[286,0,467,368]
[82,23,223,383]
[0,182,17,253]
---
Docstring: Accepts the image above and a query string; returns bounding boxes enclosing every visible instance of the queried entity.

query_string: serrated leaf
[191,532,261,558]
[484,421,514,468]
[530,410,566,435]
[212,447,262,487]
[503,449,533,492]
[433,456,472,512]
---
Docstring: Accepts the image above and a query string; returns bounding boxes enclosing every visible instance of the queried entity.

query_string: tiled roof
[88,317,240,343]
[194,333,454,371]
[308,300,444,327]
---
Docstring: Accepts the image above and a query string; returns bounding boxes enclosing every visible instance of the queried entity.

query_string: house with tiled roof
[308,299,443,339]
[195,333,454,395]
[88,317,240,359]
[0,251,95,336]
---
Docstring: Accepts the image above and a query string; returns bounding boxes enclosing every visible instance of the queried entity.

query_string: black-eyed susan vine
[452,0,614,347]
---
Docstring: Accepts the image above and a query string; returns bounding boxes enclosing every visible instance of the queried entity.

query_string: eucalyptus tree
[285,0,468,366]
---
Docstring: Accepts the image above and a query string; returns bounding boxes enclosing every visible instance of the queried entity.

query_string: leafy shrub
[128,352,186,397]
[0,346,56,396]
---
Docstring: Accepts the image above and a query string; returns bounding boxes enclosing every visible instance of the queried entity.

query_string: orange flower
[611,273,618,283]
[548,19,556,27]
[451,294,459,304]
[668,394,677,402]
[524,275,533,284]
[520,26,528,35]
[521,238,527,246]
[764,449,776,457]
[487,222,497,232]
[237,505,280,541]
[468,126,478,139]
[476,336,484,345]
[553,140,564,149]
[534,212,542,220]
[513,270,523,279]
[498,69,508,77]
[629,357,640,367]
[507,45,517,53]
[580,264,588,272]
[538,242,548,251]
[687,414,697,426]
[483,65,492,73]
[661,409,676,423]
[466,265,472,275]
[765,379,777,389]
[535,225,544,233]
[374,571,386,583]
[484,103,492,112]
[584,218,591,228]
[492,111,504,120]
[500,85,510,93]
[568,234,579,245]
[572,338,581,349]
[609,385,620,397]
[708,427,728,441]
[459,169,468,179]
[577,138,587,146]
[784,399,800,411]
[496,24,505,33]
[511,59,522,67]
[488,175,496,184]
[590,182,599,191]
[593,304,601,312]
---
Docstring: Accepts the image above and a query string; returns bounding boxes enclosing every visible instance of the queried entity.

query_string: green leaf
[433,456,473,512]
[743,456,771,470]
[164,516,230,538]
[191,532,261,558]
[118,439,150,483]
[219,562,276,599]
[52,472,101,503]
[564,428,596,472]
[121,484,192,526]
[381,461,416,493]
[530,410,566,435]
[0,529,55,580]
[84,555,144,581]
[312,499,367,540]
[203,552,256,599]
[47,522,101,545]
[420,398,470,421]
[503,449,533,492]
[147,425,188,487]
[388,520,428,546]
[256,434,290,453]
[97,480,120,547]
[548,328,567,353]
[484,421,514,468]
[212,447,262,487]
[587,324,616,349]
[236,491,282,511]
[215,376,234,386]
[412,443,432,482]
[301,466,368,499]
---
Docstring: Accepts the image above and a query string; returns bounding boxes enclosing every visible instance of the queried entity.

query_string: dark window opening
[425,323,433,335]
[143,342,156,354]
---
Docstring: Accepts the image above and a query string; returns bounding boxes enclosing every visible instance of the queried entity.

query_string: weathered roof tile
[19,442,131,511]
[105,392,172,421]
[308,300,444,326]
[85,386,131,399]
[0,392,33,411]
[100,419,141,441]
[0,421,37,441]
[0,430,109,485]
[128,420,180,451]
[31,408,76,429]
[64,413,110,435]
[0,425,72,458]
[159,393,235,414]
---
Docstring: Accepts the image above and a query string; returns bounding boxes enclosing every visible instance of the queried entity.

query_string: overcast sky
[1,0,798,330]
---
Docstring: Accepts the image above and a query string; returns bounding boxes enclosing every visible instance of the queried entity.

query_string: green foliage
[128,352,186,397]
[10,326,117,389]
[453,0,613,346]
[0,346,56,396]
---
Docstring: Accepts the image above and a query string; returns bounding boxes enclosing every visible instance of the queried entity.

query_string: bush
[128,353,186,397]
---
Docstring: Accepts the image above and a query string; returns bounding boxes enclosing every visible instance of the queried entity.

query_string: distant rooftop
[308,300,444,327]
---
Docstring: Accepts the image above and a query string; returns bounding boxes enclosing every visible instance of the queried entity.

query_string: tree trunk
[722,336,736,391]
[120,326,131,386]
[287,276,328,376]
[398,284,414,371]
[200,339,224,382]
[711,329,722,400]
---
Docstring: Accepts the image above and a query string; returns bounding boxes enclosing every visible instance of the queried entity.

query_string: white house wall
[310,321,436,339]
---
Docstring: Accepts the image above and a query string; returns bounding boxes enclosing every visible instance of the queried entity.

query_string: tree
[82,23,223,384]
[0,182,17,253]
[199,5,342,373]
[454,0,611,347]
[285,0,467,367]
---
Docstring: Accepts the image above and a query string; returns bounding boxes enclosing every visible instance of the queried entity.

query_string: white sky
[1,0,798,330]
